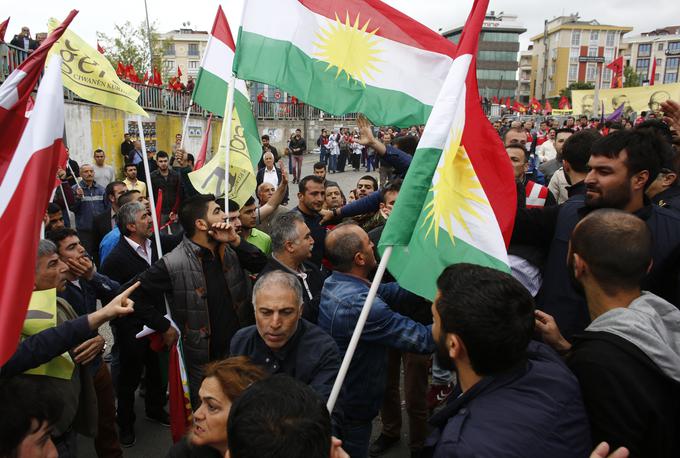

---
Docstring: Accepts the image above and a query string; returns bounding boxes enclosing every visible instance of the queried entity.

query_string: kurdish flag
[233,0,457,127]
[189,6,260,205]
[378,0,516,301]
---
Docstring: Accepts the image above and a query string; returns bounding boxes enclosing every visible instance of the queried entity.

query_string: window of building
[568,63,578,82]
[476,69,517,81]
[164,43,175,56]
[606,31,616,47]
[586,63,597,82]
[590,30,599,42]
[602,68,612,84]
[588,46,598,57]
[188,43,200,56]
[636,58,650,79]
[571,30,581,46]
[163,60,174,70]
[477,50,518,61]
[658,42,664,51]
[668,42,680,52]
[638,43,652,57]
[604,48,614,62]
[188,60,199,69]
[664,57,679,84]
[480,31,519,42]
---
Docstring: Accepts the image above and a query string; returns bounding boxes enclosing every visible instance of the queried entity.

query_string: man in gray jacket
[537,209,680,457]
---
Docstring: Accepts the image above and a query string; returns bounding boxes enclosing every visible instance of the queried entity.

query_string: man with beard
[290,176,327,267]
[536,210,680,457]
[512,128,680,341]
[423,264,591,457]
[125,194,267,408]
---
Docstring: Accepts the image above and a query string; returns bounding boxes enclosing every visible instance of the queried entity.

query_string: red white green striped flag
[233,0,457,127]
[378,0,516,300]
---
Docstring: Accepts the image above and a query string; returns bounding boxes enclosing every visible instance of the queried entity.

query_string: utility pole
[144,0,154,73]
[541,19,549,101]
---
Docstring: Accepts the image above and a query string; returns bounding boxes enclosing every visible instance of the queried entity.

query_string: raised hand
[661,99,680,133]
[208,222,240,245]
[534,310,571,353]
[66,255,95,281]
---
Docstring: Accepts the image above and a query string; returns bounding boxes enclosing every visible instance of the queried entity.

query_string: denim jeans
[329,154,338,172]
[432,353,454,385]
[319,147,328,164]
[343,419,372,458]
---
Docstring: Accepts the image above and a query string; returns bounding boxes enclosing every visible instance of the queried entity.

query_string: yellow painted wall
[155,115,183,153]
[553,47,571,97]
[90,106,127,177]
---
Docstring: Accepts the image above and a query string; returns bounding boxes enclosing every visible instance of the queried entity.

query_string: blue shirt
[99,227,120,264]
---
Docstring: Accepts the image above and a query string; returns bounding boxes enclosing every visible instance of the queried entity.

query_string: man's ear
[195,218,209,233]
[573,253,587,280]
[448,334,464,361]
[632,170,650,192]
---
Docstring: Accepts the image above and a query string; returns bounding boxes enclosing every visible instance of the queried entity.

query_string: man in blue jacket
[423,263,591,458]
[71,163,107,255]
[318,223,435,458]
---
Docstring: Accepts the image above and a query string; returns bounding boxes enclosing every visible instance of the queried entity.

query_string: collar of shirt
[124,236,153,265]
[256,319,305,368]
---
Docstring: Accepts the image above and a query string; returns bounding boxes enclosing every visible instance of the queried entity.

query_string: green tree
[97,21,162,79]
[559,82,595,100]
[623,66,641,87]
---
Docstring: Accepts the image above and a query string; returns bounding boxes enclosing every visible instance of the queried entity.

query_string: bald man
[318,224,435,458]
[536,209,680,457]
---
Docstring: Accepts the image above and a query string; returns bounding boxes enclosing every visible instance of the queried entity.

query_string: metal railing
[252,101,357,121]
[1,43,357,121]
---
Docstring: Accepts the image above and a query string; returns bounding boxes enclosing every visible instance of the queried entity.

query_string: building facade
[529,15,632,99]
[442,11,526,101]
[159,27,209,83]
[620,26,680,85]
[517,47,532,104]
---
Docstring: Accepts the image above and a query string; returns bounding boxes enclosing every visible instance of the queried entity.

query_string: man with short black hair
[356,175,378,200]
[231,271,340,400]
[541,128,574,185]
[46,202,66,232]
[150,150,181,233]
[121,133,134,161]
[72,164,107,255]
[319,224,435,458]
[324,181,345,211]
[507,145,554,208]
[93,149,115,188]
[126,194,267,408]
[552,129,600,203]
[123,162,147,197]
[228,375,347,458]
[257,212,323,323]
[647,148,680,210]
[291,175,327,266]
[424,263,591,457]
[239,196,272,255]
[258,134,280,169]
[289,128,307,183]
[537,209,680,457]
[314,161,327,182]
[513,129,680,340]
[92,180,127,265]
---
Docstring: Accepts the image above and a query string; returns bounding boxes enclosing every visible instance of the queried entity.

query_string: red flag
[142,70,149,84]
[492,96,499,104]
[544,100,553,113]
[96,41,105,54]
[194,114,213,170]
[155,188,163,226]
[504,97,511,107]
[606,56,624,89]
[0,17,9,42]
[0,53,68,366]
[558,95,570,109]
[650,58,657,86]
[169,343,193,442]
[530,97,542,111]
[177,66,182,78]
[153,66,162,86]
[116,61,125,77]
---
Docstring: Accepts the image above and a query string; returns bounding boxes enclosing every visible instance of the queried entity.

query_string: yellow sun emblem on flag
[313,12,384,85]
[423,132,487,245]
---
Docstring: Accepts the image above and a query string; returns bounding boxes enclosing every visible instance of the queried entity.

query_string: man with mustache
[512,128,680,341]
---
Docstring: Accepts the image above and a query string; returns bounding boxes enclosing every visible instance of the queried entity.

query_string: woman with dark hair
[166,357,267,458]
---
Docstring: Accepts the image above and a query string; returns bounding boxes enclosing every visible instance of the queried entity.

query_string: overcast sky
[5,0,678,53]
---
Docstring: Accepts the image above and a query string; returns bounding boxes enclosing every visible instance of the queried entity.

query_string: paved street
[80,152,417,457]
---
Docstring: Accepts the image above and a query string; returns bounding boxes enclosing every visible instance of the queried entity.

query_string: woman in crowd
[167,357,266,458]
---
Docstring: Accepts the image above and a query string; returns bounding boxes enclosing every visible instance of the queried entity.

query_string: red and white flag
[193,114,213,170]
[650,58,657,86]
[0,54,68,366]
[0,17,9,43]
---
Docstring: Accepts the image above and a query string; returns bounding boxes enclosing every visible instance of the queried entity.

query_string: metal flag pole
[326,246,393,413]
[136,116,164,257]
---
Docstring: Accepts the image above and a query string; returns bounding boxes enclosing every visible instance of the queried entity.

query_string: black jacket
[92,210,115,266]
[652,186,680,212]
[150,168,182,214]
[10,35,38,51]
[255,166,288,204]
[100,236,163,332]
[256,256,325,323]
[513,196,680,340]
[230,319,340,401]
[568,331,680,457]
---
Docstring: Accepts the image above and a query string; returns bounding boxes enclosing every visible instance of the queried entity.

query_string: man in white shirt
[93,149,116,188]
[261,151,279,188]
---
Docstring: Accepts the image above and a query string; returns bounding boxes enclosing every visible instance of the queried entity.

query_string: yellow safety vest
[21,288,75,380]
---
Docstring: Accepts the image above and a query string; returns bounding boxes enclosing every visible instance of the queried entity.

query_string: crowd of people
[2,98,680,458]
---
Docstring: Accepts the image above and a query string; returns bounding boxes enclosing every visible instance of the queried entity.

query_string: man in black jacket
[257,212,324,323]
[100,201,168,447]
[92,181,127,266]
[513,129,680,341]
[536,209,680,457]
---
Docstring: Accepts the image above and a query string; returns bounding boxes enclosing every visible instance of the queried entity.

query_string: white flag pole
[222,76,236,200]
[67,162,83,191]
[179,103,192,150]
[326,246,393,413]
[136,116,164,258]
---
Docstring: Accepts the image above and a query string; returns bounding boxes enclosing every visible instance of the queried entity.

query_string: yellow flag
[189,106,256,207]
[46,18,148,116]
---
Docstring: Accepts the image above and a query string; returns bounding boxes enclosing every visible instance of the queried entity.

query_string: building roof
[529,15,632,41]
[441,11,526,37]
